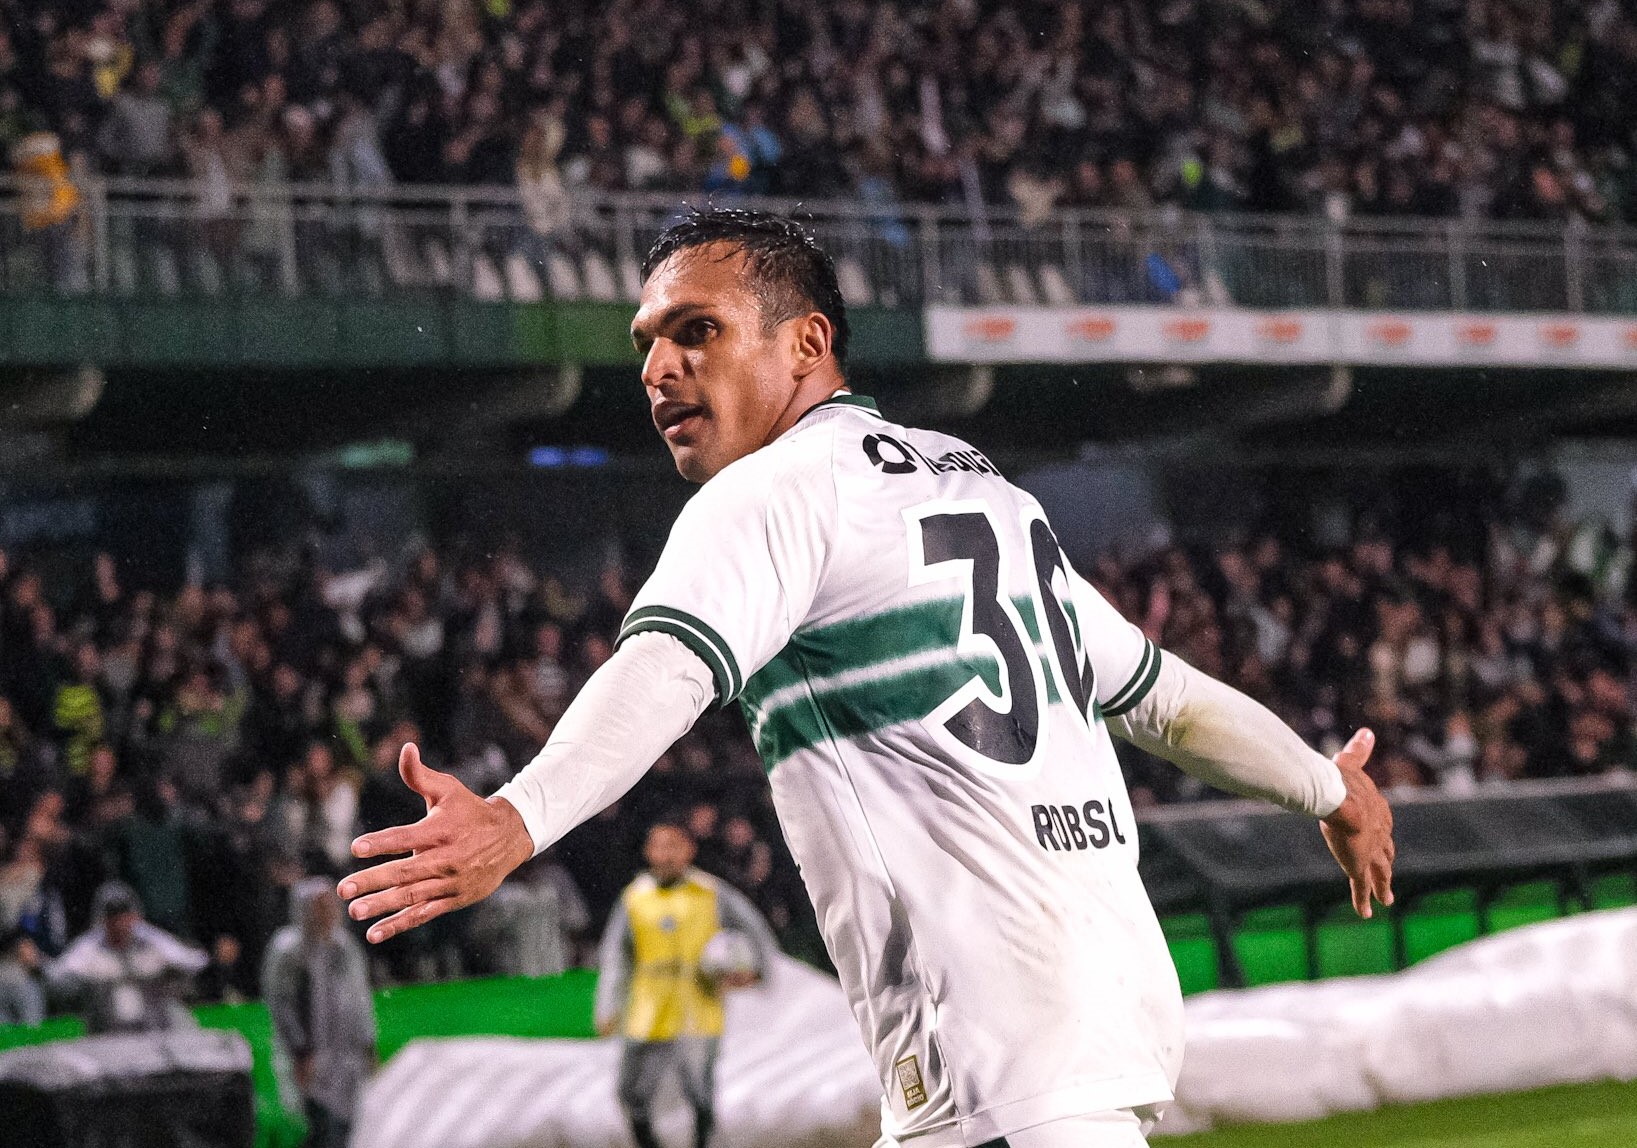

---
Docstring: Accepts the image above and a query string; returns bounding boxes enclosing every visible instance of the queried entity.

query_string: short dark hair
[642,208,850,370]
[647,819,694,845]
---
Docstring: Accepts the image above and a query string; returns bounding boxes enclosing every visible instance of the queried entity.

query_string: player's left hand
[338,743,535,943]
[1319,728,1396,918]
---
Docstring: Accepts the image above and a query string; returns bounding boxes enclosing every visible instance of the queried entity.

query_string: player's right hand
[1319,728,1396,918]
[338,743,535,943]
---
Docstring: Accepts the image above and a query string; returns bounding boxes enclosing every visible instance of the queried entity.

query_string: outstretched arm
[1108,652,1396,917]
[1107,650,1348,817]
[1065,565,1395,918]
[340,631,716,942]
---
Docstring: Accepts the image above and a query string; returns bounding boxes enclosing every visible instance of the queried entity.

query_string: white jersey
[618,394,1184,1147]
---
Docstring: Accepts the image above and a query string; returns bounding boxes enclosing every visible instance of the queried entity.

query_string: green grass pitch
[1160,1081,1637,1147]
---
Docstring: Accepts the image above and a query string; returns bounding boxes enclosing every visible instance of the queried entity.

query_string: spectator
[104,776,196,941]
[192,773,292,1002]
[356,723,426,840]
[12,127,85,292]
[469,850,590,977]
[96,60,176,177]
[155,662,243,805]
[263,877,376,1148]
[514,110,573,279]
[46,880,207,1034]
[3,789,75,948]
[53,641,106,778]
[243,662,319,781]
[0,925,45,1027]
[273,740,359,876]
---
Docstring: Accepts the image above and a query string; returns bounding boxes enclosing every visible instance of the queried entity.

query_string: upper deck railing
[7,175,1637,314]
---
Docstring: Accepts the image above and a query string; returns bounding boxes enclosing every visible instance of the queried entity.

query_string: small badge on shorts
[894,1055,928,1111]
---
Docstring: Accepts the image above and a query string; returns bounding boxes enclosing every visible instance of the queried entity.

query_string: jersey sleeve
[1066,565,1162,718]
[617,442,837,706]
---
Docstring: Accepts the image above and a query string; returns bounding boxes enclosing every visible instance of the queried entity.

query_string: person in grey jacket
[45,881,207,1034]
[263,878,377,1148]
[0,924,44,1027]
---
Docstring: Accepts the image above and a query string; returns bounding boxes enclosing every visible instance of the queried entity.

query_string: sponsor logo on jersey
[1031,798,1128,851]
[862,433,1000,477]
[895,1055,929,1110]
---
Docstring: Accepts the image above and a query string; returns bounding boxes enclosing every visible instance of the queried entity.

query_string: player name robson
[1031,798,1129,852]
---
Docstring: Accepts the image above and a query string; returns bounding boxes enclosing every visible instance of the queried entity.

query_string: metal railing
[5,175,1637,313]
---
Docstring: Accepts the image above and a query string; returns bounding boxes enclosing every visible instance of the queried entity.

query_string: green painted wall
[0,298,923,371]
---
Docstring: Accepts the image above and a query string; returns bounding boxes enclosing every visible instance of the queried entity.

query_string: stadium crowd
[3,0,1637,226]
[1,470,1635,1027]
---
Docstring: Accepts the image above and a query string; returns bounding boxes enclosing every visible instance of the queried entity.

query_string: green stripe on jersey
[738,595,1045,711]
[741,596,1095,770]
[1102,639,1161,717]
[619,606,743,704]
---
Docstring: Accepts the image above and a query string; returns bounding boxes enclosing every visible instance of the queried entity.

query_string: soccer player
[596,821,774,1148]
[339,210,1395,1148]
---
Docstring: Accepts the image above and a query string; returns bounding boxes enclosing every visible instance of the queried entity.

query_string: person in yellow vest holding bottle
[595,821,775,1148]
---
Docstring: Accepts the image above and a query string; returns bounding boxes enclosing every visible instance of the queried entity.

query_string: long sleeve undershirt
[492,631,715,856]
[1107,651,1347,817]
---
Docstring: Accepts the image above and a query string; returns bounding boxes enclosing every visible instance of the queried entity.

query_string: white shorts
[877,1108,1150,1148]
[993,1109,1149,1148]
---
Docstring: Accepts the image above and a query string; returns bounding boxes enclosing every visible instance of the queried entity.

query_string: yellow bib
[620,871,725,1040]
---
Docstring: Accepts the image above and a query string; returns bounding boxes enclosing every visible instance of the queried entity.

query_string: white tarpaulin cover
[352,908,1637,1147]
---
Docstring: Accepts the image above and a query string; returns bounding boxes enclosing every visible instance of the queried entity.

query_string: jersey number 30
[906,500,1097,776]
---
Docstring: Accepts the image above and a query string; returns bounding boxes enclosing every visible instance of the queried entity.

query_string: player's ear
[789,312,833,380]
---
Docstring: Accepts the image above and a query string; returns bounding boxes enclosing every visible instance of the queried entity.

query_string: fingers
[338,853,449,899]
[1334,727,1376,771]
[399,742,459,805]
[346,877,459,924]
[350,817,444,861]
[1374,850,1396,909]
[363,896,458,945]
[1350,848,1395,919]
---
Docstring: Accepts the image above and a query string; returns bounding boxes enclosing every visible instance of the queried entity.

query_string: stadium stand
[4,0,1636,223]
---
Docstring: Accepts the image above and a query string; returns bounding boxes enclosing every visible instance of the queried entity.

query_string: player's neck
[764,375,852,446]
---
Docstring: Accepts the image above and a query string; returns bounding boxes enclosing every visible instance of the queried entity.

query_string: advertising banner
[925,306,1637,369]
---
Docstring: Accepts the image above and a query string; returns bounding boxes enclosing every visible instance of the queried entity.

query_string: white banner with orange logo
[925,306,1637,369]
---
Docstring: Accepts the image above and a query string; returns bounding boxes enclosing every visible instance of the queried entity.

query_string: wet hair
[642,208,850,370]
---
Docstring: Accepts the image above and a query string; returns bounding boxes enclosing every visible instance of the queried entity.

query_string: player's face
[644,825,696,882]
[632,244,802,483]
